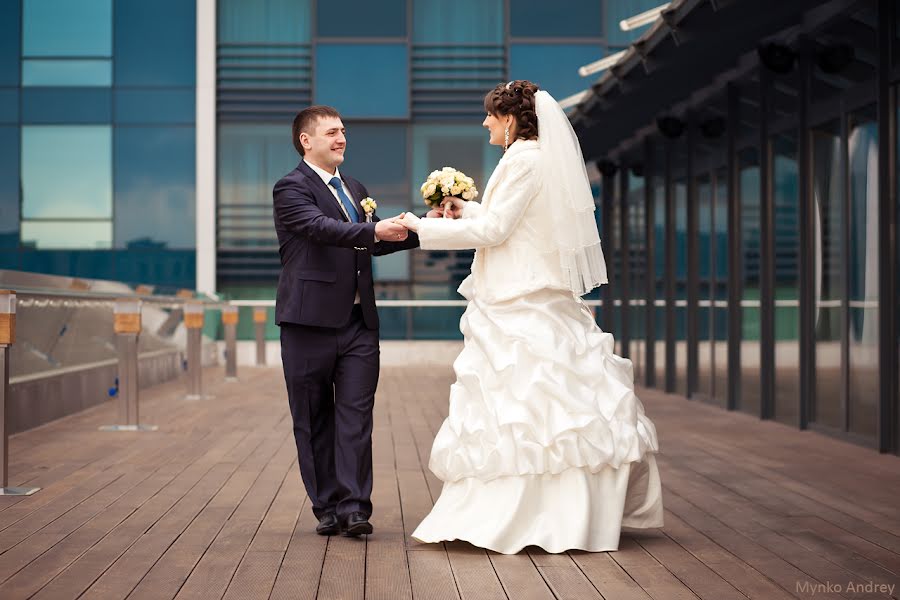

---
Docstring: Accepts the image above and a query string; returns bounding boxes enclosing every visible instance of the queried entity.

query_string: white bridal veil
[534,90,608,295]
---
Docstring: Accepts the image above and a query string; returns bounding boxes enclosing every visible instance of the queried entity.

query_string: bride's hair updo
[484,80,540,140]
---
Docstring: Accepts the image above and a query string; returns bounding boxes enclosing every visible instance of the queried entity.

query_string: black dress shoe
[316,513,340,536]
[341,511,373,537]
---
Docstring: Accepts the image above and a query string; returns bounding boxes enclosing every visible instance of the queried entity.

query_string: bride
[399,80,663,554]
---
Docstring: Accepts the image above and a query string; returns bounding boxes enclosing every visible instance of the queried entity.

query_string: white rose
[462,190,475,200]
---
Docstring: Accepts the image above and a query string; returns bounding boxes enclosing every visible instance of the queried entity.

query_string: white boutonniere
[360,197,377,223]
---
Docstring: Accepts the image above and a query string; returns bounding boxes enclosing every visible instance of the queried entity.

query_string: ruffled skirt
[411,288,663,554]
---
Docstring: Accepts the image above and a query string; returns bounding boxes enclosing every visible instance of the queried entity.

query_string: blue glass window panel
[0,251,19,270]
[22,88,112,123]
[115,0,196,86]
[114,89,195,124]
[411,124,501,209]
[0,1,20,86]
[510,0,602,38]
[219,0,311,44]
[23,0,112,57]
[115,249,195,288]
[510,44,602,100]
[319,0,405,37]
[218,123,298,209]
[114,126,196,249]
[0,126,19,248]
[315,44,408,118]
[20,249,115,278]
[339,124,408,207]
[413,0,502,44]
[0,90,18,123]
[22,126,112,219]
[23,59,112,87]
[20,221,113,249]
[605,0,666,47]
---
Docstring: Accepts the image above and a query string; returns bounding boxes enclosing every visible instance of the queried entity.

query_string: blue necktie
[329,176,359,223]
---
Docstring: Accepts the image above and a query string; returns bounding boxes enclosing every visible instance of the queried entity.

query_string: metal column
[101,299,157,431]
[877,0,898,453]
[619,166,631,359]
[644,139,657,388]
[727,83,742,411]
[222,305,238,382]
[184,302,207,400]
[759,66,775,420]
[664,141,676,394]
[686,115,699,397]
[254,308,267,366]
[0,291,39,496]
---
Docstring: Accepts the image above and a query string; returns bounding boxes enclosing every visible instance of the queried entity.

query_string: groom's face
[302,116,347,171]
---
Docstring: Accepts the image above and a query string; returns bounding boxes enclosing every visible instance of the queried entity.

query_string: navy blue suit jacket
[273,160,419,330]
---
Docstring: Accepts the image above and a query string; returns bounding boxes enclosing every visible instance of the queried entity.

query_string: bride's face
[483,112,515,146]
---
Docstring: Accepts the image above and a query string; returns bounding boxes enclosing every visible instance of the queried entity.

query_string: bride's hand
[398,211,421,232]
[440,197,466,219]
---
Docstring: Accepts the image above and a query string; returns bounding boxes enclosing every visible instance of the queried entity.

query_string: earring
[504,126,509,151]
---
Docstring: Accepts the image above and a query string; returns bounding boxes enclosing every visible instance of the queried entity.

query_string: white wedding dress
[409,282,663,554]
[406,138,663,555]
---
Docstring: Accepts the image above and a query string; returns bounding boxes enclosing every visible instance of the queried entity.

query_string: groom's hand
[375,215,409,242]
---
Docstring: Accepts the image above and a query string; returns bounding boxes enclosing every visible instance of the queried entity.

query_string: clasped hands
[374,197,465,240]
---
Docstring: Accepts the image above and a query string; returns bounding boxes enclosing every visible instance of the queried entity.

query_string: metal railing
[0,286,254,496]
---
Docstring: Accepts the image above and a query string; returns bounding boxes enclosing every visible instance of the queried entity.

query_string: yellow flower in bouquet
[420,167,478,208]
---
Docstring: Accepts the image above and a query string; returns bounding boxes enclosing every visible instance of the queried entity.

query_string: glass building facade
[571,0,899,454]
[212,0,659,314]
[0,0,197,289]
[1,0,656,294]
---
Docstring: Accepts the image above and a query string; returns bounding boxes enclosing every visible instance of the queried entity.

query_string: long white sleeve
[417,159,539,251]
[461,200,482,219]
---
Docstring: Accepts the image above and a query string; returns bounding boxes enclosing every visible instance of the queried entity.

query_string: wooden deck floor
[0,364,898,600]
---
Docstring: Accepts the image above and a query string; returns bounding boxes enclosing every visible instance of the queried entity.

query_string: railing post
[253,307,267,366]
[222,305,238,381]
[100,298,157,432]
[0,291,39,496]
[185,301,206,400]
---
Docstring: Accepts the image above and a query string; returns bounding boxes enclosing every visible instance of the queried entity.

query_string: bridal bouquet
[420,167,479,208]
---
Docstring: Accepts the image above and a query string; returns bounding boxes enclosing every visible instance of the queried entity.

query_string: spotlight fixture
[656,115,685,139]
[699,117,725,139]
[816,44,855,74]
[757,42,796,74]
[578,50,627,77]
[597,160,618,177]
[619,3,670,31]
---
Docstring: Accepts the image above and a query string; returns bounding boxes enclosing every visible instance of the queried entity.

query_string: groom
[273,105,419,537]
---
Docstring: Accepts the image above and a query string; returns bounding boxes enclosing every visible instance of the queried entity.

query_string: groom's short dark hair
[293,105,343,155]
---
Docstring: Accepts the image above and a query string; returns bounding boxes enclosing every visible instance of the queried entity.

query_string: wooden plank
[445,541,508,600]
[659,510,797,600]
[660,460,896,599]
[537,565,604,600]
[221,550,283,600]
[366,392,413,600]
[268,501,327,600]
[489,553,557,600]
[408,549,462,600]
[609,537,702,600]
[317,537,367,600]
[568,552,653,600]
